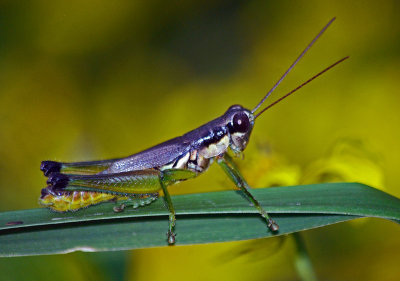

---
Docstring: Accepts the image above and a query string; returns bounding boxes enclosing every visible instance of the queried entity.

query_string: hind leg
[46,168,197,244]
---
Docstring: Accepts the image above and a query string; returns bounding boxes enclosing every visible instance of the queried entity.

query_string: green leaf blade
[0,183,399,256]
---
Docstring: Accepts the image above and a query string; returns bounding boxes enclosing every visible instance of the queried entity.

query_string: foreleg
[217,154,279,232]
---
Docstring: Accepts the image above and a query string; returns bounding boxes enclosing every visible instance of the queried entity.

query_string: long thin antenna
[254,56,349,119]
[252,17,336,114]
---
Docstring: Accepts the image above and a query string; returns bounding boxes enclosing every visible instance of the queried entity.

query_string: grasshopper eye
[231,112,250,133]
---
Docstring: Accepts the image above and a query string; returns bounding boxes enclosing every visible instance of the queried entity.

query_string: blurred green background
[0,1,399,280]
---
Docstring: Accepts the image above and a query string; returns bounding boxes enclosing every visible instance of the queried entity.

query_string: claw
[267,219,279,232]
[167,231,176,245]
[41,161,62,177]
[113,203,126,212]
[47,173,70,190]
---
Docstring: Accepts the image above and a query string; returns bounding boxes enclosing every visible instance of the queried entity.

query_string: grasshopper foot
[41,161,62,177]
[167,231,176,245]
[267,219,279,232]
[113,203,126,213]
[47,173,70,190]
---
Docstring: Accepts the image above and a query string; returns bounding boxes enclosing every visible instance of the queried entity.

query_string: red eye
[232,112,250,133]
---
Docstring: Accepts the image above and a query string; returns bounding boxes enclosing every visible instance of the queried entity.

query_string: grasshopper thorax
[184,104,254,161]
[224,105,255,154]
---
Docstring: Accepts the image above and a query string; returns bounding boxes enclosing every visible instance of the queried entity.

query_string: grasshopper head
[225,105,255,154]
[207,17,349,158]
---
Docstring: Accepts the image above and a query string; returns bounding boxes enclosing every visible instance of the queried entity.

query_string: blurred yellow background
[0,1,399,280]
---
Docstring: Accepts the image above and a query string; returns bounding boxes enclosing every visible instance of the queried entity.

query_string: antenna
[252,17,336,114]
[254,56,349,119]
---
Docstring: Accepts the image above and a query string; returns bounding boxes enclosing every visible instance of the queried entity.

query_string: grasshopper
[39,18,348,244]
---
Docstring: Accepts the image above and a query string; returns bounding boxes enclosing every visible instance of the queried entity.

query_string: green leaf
[0,183,399,256]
